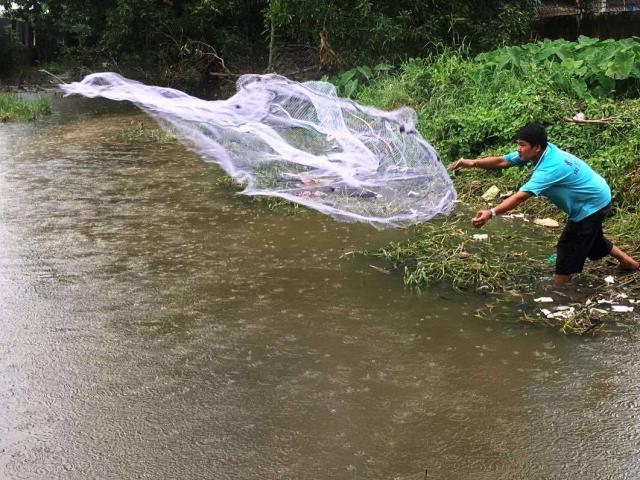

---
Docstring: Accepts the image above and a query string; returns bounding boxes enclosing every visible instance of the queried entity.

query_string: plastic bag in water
[61,72,456,229]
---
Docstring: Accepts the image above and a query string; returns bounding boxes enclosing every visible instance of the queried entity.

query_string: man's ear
[533,144,542,154]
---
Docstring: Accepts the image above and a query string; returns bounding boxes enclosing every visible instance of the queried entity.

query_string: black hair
[516,123,548,150]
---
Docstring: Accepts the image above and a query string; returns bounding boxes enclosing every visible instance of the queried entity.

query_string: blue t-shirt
[503,143,611,222]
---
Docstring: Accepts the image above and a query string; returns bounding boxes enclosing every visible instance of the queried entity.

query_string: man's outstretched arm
[448,156,512,171]
[472,191,532,228]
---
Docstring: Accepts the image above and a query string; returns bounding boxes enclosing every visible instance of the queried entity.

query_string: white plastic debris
[589,308,608,316]
[611,305,634,313]
[481,185,500,201]
[534,297,554,303]
[616,293,629,299]
[407,190,420,197]
[597,299,613,304]
[553,307,575,319]
[604,275,615,284]
[541,306,575,319]
[534,218,560,228]
[472,234,489,241]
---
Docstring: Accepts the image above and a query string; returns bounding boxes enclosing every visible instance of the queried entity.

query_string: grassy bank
[356,37,640,333]
[0,93,50,122]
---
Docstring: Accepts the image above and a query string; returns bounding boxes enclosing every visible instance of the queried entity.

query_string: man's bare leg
[554,273,571,285]
[610,245,640,270]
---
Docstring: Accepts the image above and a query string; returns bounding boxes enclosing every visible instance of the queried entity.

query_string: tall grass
[0,93,50,122]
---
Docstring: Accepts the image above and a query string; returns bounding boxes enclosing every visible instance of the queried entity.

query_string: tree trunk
[267,18,276,72]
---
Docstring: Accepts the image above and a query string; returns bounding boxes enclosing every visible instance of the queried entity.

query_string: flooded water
[1,93,640,479]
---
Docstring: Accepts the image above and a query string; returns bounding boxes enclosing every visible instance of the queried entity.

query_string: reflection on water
[1,94,639,479]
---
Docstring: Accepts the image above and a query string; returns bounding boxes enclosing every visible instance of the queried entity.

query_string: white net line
[61,72,456,229]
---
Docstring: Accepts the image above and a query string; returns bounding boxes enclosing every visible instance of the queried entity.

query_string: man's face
[516,140,542,162]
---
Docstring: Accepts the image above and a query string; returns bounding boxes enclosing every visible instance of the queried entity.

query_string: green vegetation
[267,0,540,65]
[374,212,551,292]
[0,92,50,121]
[477,36,640,99]
[325,63,394,98]
[115,122,176,144]
[358,37,640,311]
[1,1,540,86]
[0,26,28,76]
[216,174,304,214]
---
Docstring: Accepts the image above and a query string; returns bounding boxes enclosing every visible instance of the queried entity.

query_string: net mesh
[61,72,456,228]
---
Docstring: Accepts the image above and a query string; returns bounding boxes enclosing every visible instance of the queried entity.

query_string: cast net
[61,72,456,228]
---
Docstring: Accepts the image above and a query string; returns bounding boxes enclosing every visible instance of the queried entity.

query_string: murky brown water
[1,93,640,479]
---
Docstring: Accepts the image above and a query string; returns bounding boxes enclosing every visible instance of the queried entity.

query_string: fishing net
[61,72,456,228]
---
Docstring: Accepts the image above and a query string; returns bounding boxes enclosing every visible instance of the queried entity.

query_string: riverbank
[356,38,640,334]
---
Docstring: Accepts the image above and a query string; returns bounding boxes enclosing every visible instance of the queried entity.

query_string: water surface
[1,94,639,479]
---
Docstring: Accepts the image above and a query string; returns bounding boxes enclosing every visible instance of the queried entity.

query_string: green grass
[373,211,554,293]
[0,93,50,122]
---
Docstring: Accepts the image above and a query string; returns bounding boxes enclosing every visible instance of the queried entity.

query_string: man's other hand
[447,159,474,171]
[472,210,492,228]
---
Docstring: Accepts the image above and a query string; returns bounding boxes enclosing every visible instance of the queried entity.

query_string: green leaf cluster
[326,63,393,98]
[476,36,640,99]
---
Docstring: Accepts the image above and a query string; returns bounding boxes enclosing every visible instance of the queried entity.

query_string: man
[448,123,639,285]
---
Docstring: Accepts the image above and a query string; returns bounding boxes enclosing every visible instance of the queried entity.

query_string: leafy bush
[358,38,640,174]
[476,36,640,99]
[358,50,578,161]
[267,0,541,65]
[326,63,394,98]
[0,26,27,76]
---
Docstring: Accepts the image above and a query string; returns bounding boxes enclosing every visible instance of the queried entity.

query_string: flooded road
[1,94,640,479]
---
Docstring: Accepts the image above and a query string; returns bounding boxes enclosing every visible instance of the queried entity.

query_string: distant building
[0,17,34,48]
[537,1,640,39]
[539,0,639,18]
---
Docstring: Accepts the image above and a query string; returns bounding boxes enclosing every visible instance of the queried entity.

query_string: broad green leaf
[344,79,359,98]
[618,38,638,51]
[605,50,635,79]
[570,78,589,99]
[577,35,599,46]
[554,43,574,61]
[592,74,616,97]
[506,47,524,69]
[356,65,373,80]
[373,63,393,72]
[339,69,357,83]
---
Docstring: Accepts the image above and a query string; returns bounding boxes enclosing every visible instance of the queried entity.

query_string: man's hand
[472,209,492,228]
[447,159,474,171]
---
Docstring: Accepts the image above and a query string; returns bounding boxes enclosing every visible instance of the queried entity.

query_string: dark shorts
[556,203,613,275]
